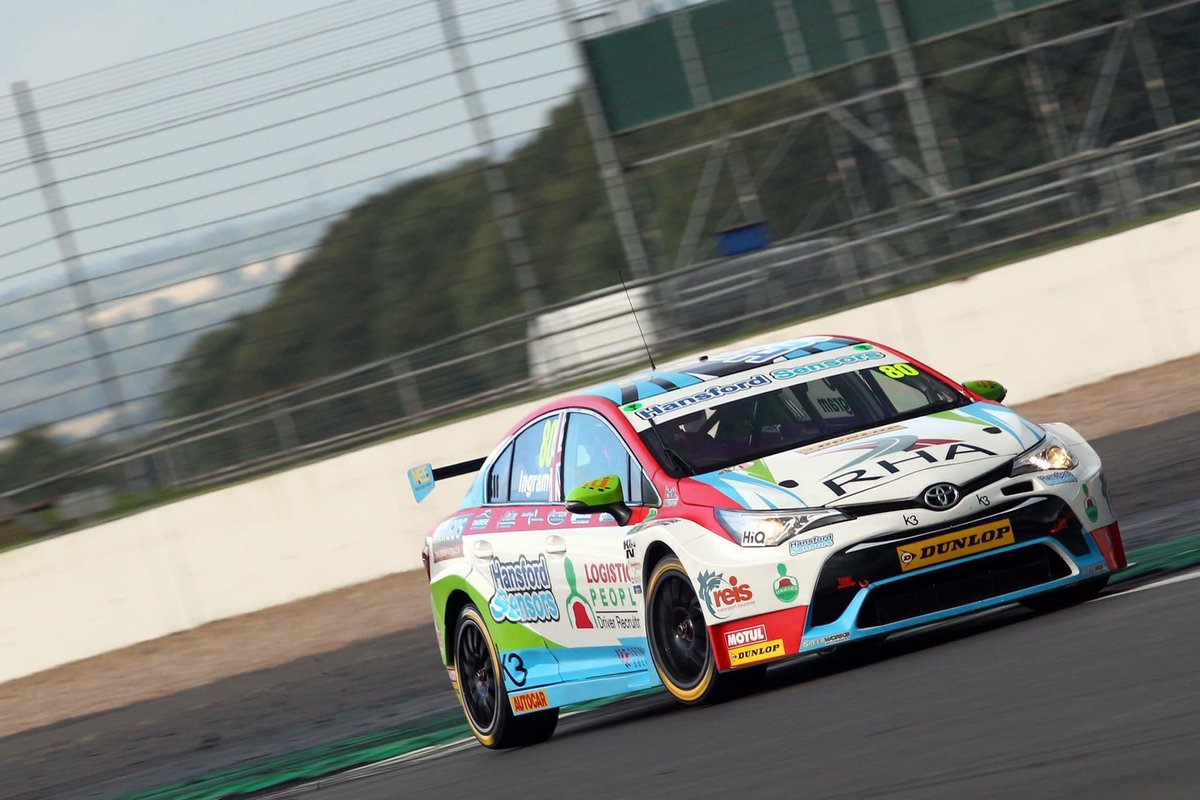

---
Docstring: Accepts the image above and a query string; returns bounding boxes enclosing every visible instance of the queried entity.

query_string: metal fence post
[436,0,544,312]
[562,1,656,281]
[11,81,140,493]
[270,402,301,453]
[390,356,424,422]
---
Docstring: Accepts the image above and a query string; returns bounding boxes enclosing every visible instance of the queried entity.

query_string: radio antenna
[616,262,656,371]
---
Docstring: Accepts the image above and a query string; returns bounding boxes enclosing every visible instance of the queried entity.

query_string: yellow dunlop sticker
[897,518,1014,572]
[727,638,785,666]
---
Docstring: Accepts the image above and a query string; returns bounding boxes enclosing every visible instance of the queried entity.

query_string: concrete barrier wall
[4,210,1200,683]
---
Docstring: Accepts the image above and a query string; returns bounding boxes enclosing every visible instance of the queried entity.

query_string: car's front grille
[808,497,1087,627]
[837,460,1014,516]
[856,544,1071,627]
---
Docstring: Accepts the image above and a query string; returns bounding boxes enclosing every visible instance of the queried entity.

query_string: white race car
[413,335,1126,748]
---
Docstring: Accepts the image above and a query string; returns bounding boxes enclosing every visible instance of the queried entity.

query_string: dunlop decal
[897,518,1014,571]
[727,638,785,666]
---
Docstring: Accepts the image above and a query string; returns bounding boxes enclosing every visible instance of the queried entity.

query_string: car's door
[546,409,657,682]
[471,412,565,695]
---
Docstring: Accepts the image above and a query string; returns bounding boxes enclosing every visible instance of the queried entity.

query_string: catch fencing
[1,0,1199,536]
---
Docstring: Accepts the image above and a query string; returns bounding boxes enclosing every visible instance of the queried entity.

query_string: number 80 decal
[878,363,920,379]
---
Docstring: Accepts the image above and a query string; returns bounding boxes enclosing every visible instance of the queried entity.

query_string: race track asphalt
[1,411,1198,799]
[309,569,1200,800]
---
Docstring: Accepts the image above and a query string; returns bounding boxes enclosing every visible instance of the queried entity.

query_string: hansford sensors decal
[631,375,772,420]
[489,555,561,624]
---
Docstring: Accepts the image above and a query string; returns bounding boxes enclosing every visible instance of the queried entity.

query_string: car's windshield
[639,363,969,475]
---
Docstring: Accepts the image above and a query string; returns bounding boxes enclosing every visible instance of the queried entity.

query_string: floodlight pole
[561,1,653,280]
[436,0,544,311]
[12,81,133,486]
[1123,0,1176,131]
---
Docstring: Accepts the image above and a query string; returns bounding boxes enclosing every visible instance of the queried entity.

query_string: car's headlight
[1011,432,1078,476]
[716,508,850,547]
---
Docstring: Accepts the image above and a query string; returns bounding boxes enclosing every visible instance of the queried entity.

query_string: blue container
[716,221,771,256]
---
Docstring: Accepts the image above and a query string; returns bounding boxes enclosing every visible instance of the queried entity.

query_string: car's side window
[508,416,559,503]
[487,443,514,503]
[563,412,646,505]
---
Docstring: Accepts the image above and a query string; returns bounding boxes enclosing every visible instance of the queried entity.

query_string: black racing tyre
[645,557,764,705]
[453,604,559,749]
[1019,576,1109,613]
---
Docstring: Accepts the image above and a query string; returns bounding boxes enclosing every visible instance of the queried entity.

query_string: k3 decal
[502,653,528,687]
[823,442,999,497]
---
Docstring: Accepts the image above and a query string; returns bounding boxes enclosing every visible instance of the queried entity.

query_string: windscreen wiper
[646,416,696,476]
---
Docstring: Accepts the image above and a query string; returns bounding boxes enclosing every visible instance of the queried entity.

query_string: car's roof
[581,335,869,406]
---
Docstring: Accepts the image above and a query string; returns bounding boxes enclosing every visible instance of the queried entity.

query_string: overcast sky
[0,0,616,440]
[0,1,336,88]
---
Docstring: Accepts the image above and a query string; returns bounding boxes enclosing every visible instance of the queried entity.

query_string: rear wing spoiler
[407,457,486,503]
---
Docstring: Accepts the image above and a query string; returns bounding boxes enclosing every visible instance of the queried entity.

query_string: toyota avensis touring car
[409,335,1126,748]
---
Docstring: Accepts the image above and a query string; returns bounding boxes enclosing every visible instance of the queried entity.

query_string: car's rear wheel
[453,604,558,748]
[645,557,764,704]
[1019,575,1109,613]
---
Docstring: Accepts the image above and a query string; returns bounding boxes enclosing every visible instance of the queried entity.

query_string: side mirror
[963,379,1007,403]
[565,474,632,526]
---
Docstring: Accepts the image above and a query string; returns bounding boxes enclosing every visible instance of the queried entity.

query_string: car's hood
[682,402,1044,509]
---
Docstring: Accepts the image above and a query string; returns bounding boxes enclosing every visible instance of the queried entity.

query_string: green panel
[898,0,998,41]
[583,18,693,133]
[582,0,1070,132]
[691,0,796,102]
[850,0,890,57]
[792,0,846,73]
[1012,0,1061,11]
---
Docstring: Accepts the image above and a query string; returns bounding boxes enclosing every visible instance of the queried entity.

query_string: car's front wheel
[645,557,764,705]
[453,603,558,748]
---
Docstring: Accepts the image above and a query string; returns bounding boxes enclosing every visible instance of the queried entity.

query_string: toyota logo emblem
[922,483,960,510]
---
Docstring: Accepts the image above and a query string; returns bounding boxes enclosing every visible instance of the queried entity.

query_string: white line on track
[259,573,1200,797]
[256,705,604,797]
[1091,568,1200,601]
